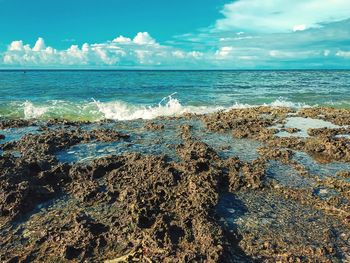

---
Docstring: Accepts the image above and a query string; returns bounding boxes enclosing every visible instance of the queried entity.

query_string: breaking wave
[92,93,224,121]
[0,94,313,122]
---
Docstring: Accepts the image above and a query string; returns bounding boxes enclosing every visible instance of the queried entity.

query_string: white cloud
[336,50,350,58]
[215,46,233,58]
[269,50,318,58]
[215,0,350,33]
[188,51,203,59]
[8,40,25,51]
[112,35,132,43]
[32,37,46,51]
[133,32,156,45]
[293,24,306,32]
[323,50,330,57]
[2,21,350,69]
[82,43,90,52]
[1,33,203,67]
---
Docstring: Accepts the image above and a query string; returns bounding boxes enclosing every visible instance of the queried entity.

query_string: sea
[1,70,350,121]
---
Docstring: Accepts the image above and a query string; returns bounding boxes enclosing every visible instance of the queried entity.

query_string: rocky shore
[1,106,350,262]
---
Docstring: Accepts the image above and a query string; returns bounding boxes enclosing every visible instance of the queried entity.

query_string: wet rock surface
[203,106,350,163]
[144,121,165,131]
[298,107,350,126]
[0,128,129,225]
[0,119,35,129]
[281,127,301,133]
[1,107,350,262]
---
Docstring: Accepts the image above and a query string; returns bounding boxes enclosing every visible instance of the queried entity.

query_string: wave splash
[23,101,48,119]
[93,93,223,121]
[1,94,313,121]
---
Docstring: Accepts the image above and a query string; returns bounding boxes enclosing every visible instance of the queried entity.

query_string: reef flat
[1,106,350,262]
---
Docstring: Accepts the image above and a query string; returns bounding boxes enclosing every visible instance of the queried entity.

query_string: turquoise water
[1,70,350,121]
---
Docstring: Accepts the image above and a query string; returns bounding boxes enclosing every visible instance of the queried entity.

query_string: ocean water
[1,70,350,121]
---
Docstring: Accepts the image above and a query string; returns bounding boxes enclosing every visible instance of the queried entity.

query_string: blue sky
[1,0,350,69]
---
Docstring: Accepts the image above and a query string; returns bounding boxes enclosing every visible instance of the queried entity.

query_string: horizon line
[1,68,350,71]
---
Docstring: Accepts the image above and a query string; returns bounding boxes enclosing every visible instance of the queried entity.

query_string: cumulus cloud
[112,36,132,43]
[32,37,46,51]
[215,0,350,33]
[1,33,204,67]
[1,21,350,69]
[112,32,157,45]
[133,32,157,45]
[8,40,27,51]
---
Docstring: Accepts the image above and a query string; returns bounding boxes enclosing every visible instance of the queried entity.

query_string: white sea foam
[93,94,224,120]
[267,99,310,108]
[23,101,48,119]
[13,96,313,121]
[94,96,311,121]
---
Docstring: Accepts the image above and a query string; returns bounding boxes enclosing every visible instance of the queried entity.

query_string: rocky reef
[1,107,350,262]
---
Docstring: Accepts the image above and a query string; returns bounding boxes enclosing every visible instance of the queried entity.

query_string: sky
[0,0,350,69]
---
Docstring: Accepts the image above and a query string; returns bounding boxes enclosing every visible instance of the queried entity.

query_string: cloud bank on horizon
[1,0,350,69]
[3,33,203,68]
